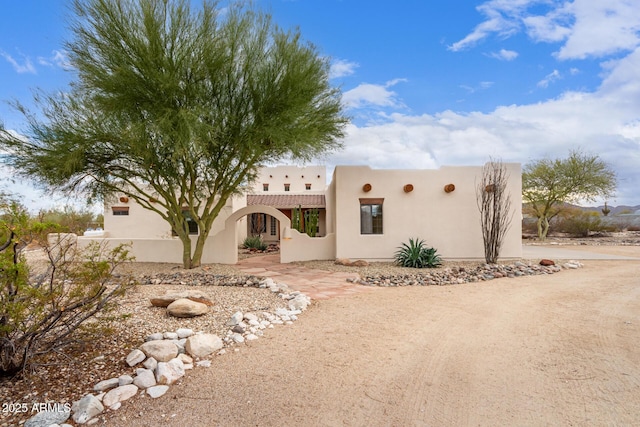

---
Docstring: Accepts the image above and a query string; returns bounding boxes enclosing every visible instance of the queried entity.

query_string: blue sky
[1,0,640,209]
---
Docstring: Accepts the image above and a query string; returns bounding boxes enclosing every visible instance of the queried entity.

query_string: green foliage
[0,0,347,269]
[292,205,303,233]
[37,205,100,234]
[394,238,442,269]
[0,196,135,375]
[304,208,319,237]
[555,209,613,237]
[243,235,267,251]
[522,149,616,240]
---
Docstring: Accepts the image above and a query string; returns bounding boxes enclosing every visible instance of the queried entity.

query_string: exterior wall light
[282,227,293,240]
[362,183,372,192]
[403,184,414,193]
[444,184,456,193]
[119,196,129,203]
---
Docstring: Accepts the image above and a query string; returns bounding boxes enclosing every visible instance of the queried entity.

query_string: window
[270,216,277,236]
[112,206,129,216]
[284,183,290,191]
[305,183,311,190]
[249,213,267,235]
[263,183,269,191]
[360,198,383,234]
[172,209,198,235]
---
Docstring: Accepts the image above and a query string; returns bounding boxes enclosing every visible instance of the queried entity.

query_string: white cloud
[342,79,407,109]
[537,69,562,88]
[0,50,36,74]
[330,58,359,79]
[38,50,72,70]
[320,48,640,205]
[487,48,519,61]
[460,81,495,93]
[452,0,640,59]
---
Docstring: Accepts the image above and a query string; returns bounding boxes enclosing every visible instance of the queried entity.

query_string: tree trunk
[180,235,193,269]
[537,217,550,240]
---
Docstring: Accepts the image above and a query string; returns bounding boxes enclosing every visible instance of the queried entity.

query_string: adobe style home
[78,163,523,264]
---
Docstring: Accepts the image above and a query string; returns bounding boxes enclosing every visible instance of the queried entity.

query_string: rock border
[25,277,310,426]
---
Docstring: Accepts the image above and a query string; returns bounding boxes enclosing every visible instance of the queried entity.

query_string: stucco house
[79,163,522,264]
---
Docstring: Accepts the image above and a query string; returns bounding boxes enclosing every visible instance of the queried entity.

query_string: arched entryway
[209,205,291,264]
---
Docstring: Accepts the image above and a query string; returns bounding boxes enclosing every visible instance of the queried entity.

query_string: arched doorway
[210,205,291,264]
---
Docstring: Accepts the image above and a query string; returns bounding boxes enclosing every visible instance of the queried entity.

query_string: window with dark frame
[263,183,269,191]
[270,216,277,236]
[359,198,383,234]
[284,183,290,191]
[111,206,129,216]
[172,209,199,235]
[305,183,311,190]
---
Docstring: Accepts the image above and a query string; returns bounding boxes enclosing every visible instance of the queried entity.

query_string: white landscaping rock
[176,328,194,338]
[226,311,244,326]
[156,358,186,385]
[140,340,179,362]
[147,385,170,399]
[93,378,119,393]
[24,409,71,427]
[185,333,223,358]
[143,357,158,371]
[71,394,104,424]
[102,384,139,408]
[125,349,146,367]
[118,375,133,386]
[133,368,156,389]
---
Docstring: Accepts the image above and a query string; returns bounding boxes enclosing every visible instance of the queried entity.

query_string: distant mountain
[522,202,640,216]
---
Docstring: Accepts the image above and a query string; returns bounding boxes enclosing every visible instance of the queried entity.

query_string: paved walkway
[236,254,375,300]
[236,246,639,301]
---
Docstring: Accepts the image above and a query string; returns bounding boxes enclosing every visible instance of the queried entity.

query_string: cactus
[305,208,319,237]
[291,205,303,233]
[601,201,611,216]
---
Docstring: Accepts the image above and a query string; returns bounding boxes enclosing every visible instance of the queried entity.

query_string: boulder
[133,368,156,389]
[150,291,213,307]
[24,409,71,427]
[140,340,179,362]
[539,259,555,266]
[71,394,104,424]
[185,333,223,358]
[156,358,185,385]
[167,298,209,318]
[334,258,352,266]
[351,259,369,267]
[125,349,146,367]
[147,385,170,399]
[226,311,244,326]
[102,384,139,408]
[93,378,119,393]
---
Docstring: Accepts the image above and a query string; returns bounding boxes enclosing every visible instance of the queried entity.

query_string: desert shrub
[556,210,612,237]
[394,238,442,268]
[0,197,135,376]
[37,205,100,235]
[243,235,267,251]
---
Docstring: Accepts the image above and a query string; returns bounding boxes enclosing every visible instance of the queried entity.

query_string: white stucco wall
[333,164,522,260]
[251,165,326,194]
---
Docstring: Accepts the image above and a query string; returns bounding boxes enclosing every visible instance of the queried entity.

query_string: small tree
[476,160,513,264]
[0,0,347,269]
[523,149,616,240]
[0,193,134,375]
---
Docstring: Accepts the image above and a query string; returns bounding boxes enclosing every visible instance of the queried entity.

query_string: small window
[270,216,277,236]
[112,206,129,216]
[172,209,198,235]
[263,183,269,191]
[305,183,311,190]
[284,183,290,191]
[359,198,383,234]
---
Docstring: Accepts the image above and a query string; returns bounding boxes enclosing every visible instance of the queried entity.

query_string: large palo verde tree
[0,0,347,268]
[522,149,616,240]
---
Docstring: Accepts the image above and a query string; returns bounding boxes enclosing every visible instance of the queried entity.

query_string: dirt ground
[106,246,640,427]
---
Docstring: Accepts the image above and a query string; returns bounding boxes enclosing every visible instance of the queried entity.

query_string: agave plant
[394,238,442,268]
